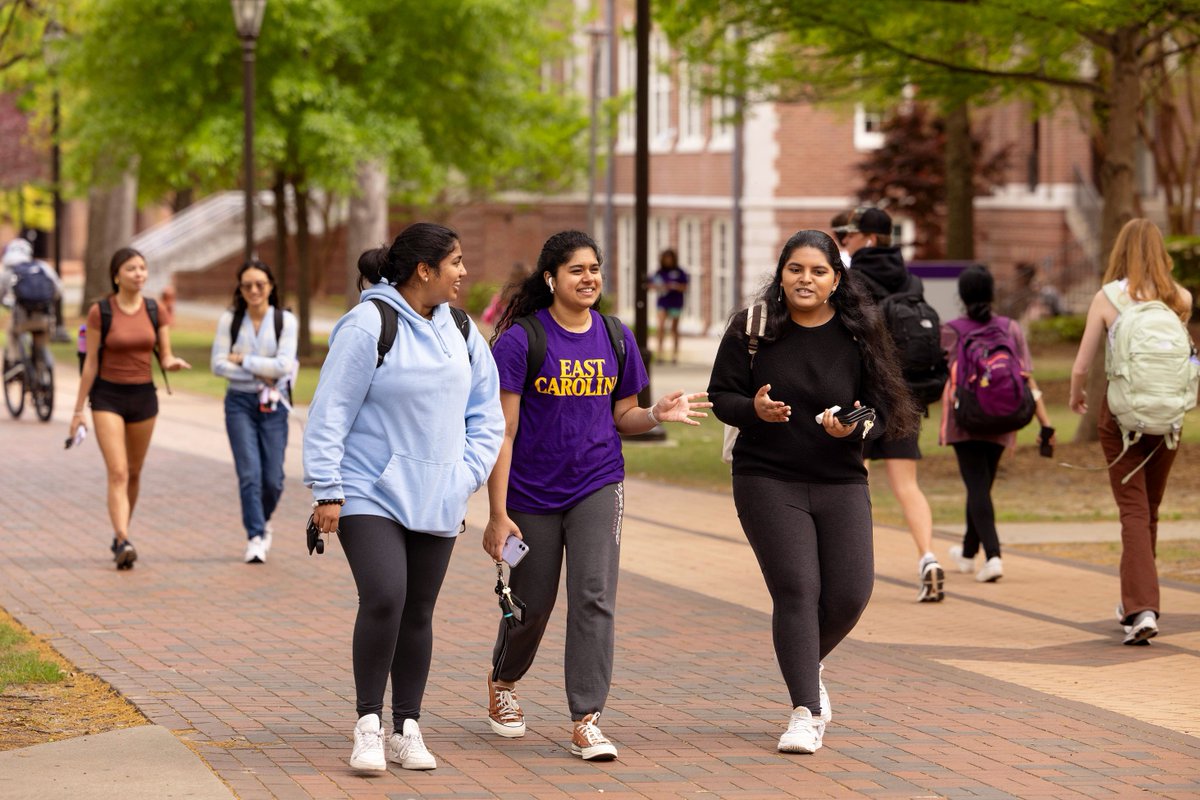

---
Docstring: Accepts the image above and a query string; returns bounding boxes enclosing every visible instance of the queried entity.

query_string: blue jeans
[224,390,289,540]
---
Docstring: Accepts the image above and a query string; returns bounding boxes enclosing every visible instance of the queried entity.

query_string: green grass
[0,622,63,692]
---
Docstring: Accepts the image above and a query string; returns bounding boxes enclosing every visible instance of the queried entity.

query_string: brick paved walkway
[2,374,1199,799]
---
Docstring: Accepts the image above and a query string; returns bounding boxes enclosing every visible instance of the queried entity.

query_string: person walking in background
[940,265,1054,583]
[304,223,504,772]
[69,247,191,569]
[482,230,709,762]
[829,211,852,268]
[652,248,689,364]
[2,237,62,362]
[843,206,947,602]
[482,262,530,327]
[211,260,298,564]
[1069,218,1196,646]
[708,229,921,754]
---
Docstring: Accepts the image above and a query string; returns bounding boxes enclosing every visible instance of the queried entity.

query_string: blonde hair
[1103,218,1190,318]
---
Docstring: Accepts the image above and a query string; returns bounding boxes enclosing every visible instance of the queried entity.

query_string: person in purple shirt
[652,248,689,364]
[481,230,710,761]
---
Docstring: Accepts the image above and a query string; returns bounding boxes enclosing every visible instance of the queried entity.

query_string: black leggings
[951,441,1006,560]
[338,514,456,728]
[732,476,874,714]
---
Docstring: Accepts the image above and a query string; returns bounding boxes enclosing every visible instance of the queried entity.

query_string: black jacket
[850,246,922,299]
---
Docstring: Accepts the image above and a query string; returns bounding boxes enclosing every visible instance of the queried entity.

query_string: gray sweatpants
[492,482,623,720]
[732,476,875,714]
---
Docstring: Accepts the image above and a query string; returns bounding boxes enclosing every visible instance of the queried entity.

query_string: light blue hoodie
[303,284,503,536]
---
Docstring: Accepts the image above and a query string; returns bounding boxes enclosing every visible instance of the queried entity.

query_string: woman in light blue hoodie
[303,223,503,774]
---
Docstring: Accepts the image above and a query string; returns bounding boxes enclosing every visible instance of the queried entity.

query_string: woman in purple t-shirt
[481,230,710,762]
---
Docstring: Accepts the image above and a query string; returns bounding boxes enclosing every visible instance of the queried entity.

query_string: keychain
[494,562,526,628]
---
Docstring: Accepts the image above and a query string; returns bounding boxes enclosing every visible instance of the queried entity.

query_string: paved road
[0,358,1198,799]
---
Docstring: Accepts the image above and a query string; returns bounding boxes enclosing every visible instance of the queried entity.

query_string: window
[854,103,885,151]
[617,31,636,151]
[677,64,704,150]
[711,218,735,323]
[710,92,737,151]
[649,32,674,149]
[678,217,703,327]
[617,215,635,317]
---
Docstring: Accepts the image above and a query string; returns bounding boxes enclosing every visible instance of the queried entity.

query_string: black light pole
[43,20,67,341]
[231,0,266,265]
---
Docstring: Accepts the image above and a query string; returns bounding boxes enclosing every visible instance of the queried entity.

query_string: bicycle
[3,322,55,421]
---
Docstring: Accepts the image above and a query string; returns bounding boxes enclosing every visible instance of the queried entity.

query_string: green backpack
[1103,280,1200,482]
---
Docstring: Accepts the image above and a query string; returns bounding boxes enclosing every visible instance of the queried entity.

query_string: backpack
[11,262,56,312]
[1102,281,1200,482]
[97,297,171,394]
[371,298,472,368]
[511,312,627,407]
[721,302,768,464]
[948,316,1035,435]
[869,274,948,406]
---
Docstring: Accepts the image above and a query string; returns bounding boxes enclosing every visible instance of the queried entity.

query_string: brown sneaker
[487,673,525,737]
[570,712,617,761]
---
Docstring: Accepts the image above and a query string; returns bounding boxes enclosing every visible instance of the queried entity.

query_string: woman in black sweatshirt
[708,229,919,754]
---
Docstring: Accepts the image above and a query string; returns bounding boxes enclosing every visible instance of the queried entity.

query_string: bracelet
[312,498,344,508]
[646,405,659,425]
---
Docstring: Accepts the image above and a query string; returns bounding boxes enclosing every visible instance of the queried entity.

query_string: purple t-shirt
[493,308,649,513]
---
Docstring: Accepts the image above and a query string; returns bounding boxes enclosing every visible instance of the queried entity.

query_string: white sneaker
[975,556,1003,583]
[1123,610,1158,646]
[918,558,945,602]
[948,545,975,574]
[778,706,824,754]
[349,713,387,772]
[262,524,273,555]
[244,536,266,564]
[388,718,437,770]
[570,712,618,761]
[818,663,832,723]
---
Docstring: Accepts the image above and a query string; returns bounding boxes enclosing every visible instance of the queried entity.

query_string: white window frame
[649,31,674,151]
[854,103,885,151]
[676,64,705,152]
[617,215,635,318]
[678,216,703,328]
[710,93,736,152]
[616,30,636,153]
[711,217,735,323]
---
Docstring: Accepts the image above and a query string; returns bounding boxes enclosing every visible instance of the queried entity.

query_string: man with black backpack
[844,207,948,603]
[2,237,62,367]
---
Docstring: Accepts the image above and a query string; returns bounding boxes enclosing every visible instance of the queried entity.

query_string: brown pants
[1099,400,1178,625]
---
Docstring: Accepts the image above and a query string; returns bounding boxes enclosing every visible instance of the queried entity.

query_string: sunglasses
[240,281,270,291]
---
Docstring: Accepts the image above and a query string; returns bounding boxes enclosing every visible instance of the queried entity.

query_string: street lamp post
[231,0,266,265]
[42,20,67,342]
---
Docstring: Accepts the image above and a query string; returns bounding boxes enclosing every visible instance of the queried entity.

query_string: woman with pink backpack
[939,265,1055,584]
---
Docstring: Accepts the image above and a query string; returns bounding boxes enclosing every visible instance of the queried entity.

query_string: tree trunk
[345,161,389,310]
[1076,26,1142,443]
[272,173,290,306]
[81,162,137,314]
[171,188,193,213]
[294,181,313,359]
[943,99,975,260]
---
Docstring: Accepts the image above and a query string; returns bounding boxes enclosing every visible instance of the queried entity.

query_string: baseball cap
[845,207,893,237]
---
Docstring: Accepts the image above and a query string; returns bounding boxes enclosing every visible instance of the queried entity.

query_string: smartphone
[64,424,87,450]
[836,406,876,425]
[501,534,530,567]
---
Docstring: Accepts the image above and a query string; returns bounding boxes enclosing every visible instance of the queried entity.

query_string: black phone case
[836,406,876,425]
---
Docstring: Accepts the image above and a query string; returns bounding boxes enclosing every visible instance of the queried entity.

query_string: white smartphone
[501,534,530,567]
[814,405,842,425]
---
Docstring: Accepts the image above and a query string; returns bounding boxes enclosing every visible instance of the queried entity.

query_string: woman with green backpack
[1069,218,1197,646]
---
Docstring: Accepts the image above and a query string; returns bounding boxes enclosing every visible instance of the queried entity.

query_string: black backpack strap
[449,306,473,364]
[745,302,768,367]
[143,297,170,394]
[371,298,397,369]
[97,297,113,370]
[601,314,627,402]
[513,315,546,395]
[274,306,284,343]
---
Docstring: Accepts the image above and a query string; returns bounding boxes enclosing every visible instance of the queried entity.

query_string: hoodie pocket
[373,453,471,533]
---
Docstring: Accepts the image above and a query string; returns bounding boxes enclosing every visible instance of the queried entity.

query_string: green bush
[465,281,499,315]
[1166,236,1200,319]
[1027,314,1087,346]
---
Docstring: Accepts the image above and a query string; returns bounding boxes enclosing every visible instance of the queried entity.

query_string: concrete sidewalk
[0,356,1198,798]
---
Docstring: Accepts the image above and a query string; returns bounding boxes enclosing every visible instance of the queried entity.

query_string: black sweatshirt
[708,312,872,484]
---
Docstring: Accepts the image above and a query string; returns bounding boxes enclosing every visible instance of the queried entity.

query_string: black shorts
[862,430,922,460]
[90,379,158,423]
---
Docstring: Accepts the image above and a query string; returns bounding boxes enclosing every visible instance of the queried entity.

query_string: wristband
[646,406,659,425]
[312,498,345,508]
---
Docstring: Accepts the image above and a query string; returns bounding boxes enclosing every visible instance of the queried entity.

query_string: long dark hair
[357,222,459,291]
[490,230,603,343]
[957,264,994,323]
[108,246,145,290]
[732,229,920,439]
[230,259,280,313]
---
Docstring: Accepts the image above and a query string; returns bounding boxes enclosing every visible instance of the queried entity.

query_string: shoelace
[401,727,430,757]
[356,726,384,752]
[493,687,521,722]
[576,716,609,746]
[786,711,816,736]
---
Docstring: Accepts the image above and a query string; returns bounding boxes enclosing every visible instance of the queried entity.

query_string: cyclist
[2,237,61,371]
